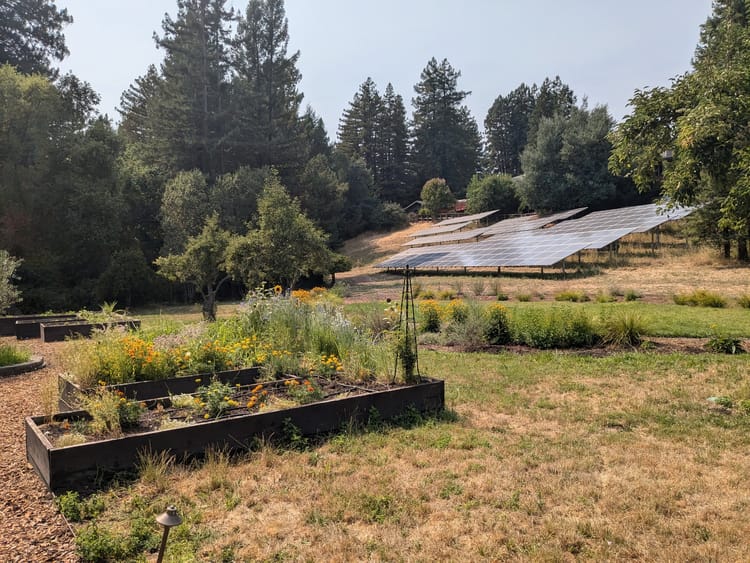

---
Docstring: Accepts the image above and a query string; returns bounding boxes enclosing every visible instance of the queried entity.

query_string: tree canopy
[0,0,72,77]
[609,0,750,259]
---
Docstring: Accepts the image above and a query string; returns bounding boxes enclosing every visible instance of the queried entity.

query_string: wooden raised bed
[27,377,444,492]
[58,367,262,412]
[0,314,78,337]
[14,316,82,340]
[40,319,141,342]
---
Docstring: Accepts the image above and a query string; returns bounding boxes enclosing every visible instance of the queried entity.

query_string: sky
[56,0,713,138]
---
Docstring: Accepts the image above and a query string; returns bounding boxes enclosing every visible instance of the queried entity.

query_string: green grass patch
[0,343,31,366]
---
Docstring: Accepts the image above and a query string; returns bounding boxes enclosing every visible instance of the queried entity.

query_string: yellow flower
[203,413,210,419]
[274,285,283,295]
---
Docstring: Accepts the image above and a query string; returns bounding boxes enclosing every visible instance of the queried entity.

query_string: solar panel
[411,222,471,237]
[547,204,694,235]
[481,207,587,235]
[434,209,499,226]
[402,229,488,246]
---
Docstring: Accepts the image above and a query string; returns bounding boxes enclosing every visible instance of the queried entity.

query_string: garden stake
[393,265,420,383]
[156,505,182,563]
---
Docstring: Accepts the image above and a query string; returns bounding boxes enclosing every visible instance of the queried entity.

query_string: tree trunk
[723,239,731,259]
[739,238,749,262]
[202,291,217,322]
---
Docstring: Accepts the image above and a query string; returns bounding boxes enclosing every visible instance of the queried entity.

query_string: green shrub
[624,289,642,302]
[511,307,598,349]
[445,299,469,323]
[438,289,456,301]
[555,290,590,303]
[673,289,727,308]
[418,300,442,333]
[76,525,130,562]
[443,302,485,348]
[516,293,532,302]
[737,294,750,309]
[0,343,30,367]
[56,491,83,522]
[496,292,509,301]
[84,388,145,437]
[706,327,744,354]
[600,311,648,346]
[483,304,511,345]
[420,289,435,300]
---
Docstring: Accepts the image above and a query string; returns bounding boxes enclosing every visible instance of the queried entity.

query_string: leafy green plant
[84,388,145,437]
[673,289,727,308]
[445,299,469,323]
[75,525,130,562]
[511,306,598,348]
[0,343,30,366]
[483,304,511,345]
[284,378,325,404]
[705,326,744,354]
[418,300,442,333]
[196,379,239,418]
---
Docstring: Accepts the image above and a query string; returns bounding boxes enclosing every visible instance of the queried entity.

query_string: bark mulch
[0,336,78,562]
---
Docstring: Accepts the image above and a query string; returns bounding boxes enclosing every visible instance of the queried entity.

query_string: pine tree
[0,0,72,78]
[411,58,481,196]
[152,0,233,178]
[526,76,576,145]
[337,77,384,182]
[378,83,411,204]
[484,83,536,176]
[231,0,304,173]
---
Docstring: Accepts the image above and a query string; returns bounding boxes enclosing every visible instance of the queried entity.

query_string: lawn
[62,346,750,561]
[46,236,750,561]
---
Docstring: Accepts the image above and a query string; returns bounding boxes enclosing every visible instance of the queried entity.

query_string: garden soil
[0,336,77,562]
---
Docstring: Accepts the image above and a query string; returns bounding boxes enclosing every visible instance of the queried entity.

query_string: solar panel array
[410,222,471,238]
[377,204,694,269]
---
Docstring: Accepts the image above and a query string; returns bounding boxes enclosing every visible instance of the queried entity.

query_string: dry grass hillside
[338,222,750,303]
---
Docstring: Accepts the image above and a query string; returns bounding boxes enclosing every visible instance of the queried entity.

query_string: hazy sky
[56,0,712,138]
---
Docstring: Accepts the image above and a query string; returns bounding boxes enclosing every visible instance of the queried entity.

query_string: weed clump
[673,289,727,308]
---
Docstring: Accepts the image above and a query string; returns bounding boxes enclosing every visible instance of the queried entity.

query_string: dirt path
[0,337,77,562]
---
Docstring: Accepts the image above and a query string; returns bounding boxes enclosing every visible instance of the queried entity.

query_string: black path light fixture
[156,505,183,563]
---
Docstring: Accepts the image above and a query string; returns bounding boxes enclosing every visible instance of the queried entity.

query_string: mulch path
[0,336,78,562]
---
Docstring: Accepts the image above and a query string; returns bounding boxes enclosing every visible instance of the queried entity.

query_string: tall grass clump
[737,294,750,309]
[511,306,598,348]
[673,289,727,308]
[600,311,648,346]
[555,290,590,303]
[0,343,30,366]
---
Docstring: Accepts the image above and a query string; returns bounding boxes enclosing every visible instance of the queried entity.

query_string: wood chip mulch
[0,337,78,562]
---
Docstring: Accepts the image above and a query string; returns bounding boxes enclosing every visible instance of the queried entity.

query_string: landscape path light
[156,505,183,563]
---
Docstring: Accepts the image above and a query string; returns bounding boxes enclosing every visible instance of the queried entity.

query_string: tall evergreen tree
[337,77,384,182]
[231,0,304,173]
[378,83,411,204]
[0,0,72,78]
[484,83,536,176]
[411,57,481,195]
[526,76,576,145]
[151,0,232,178]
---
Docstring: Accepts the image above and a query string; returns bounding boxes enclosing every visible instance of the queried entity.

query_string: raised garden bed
[0,355,45,377]
[0,314,78,337]
[40,319,141,342]
[15,316,82,339]
[27,376,444,492]
[58,367,262,412]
